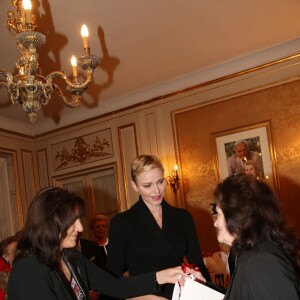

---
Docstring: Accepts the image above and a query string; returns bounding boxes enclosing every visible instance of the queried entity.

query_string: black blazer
[7,249,162,300]
[107,197,210,298]
[224,240,300,300]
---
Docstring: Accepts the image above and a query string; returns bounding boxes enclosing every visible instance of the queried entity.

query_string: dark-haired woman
[197,174,299,300]
[7,187,189,300]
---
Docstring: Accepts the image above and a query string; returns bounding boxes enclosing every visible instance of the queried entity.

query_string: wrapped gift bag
[172,278,224,300]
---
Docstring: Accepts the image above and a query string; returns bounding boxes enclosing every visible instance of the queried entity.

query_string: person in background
[79,215,110,300]
[78,235,104,268]
[88,214,110,269]
[0,235,18,300]
[107,154,211,300]
[0,272,7,300]
[196,174,300,300]
[8,187,190,300]
[227,140,263,176]
[0,236,18,272]
[90,214,109,248]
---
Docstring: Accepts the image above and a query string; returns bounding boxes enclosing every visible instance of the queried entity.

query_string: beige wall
[1,55,300,254]
[174,79,300,253]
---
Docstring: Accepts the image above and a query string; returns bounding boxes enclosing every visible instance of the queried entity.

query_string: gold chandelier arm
[46,70,93,91]
[52,83,80,108]
[0,69,21,104]
[0,69,14,84]
[0,81,8,88]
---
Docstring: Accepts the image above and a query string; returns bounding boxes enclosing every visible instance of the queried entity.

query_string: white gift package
[172,277,224,300]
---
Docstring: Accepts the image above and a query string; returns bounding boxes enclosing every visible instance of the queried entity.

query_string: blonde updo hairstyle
[131,155,164,183]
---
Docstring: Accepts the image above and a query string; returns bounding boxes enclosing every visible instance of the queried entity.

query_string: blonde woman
[107,155,210,299]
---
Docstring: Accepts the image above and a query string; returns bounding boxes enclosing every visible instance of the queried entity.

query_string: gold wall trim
[52,161,119,181]
[146,113,160,157]
[21,149,36,209]
[0,128,33,139]
[118,123,139,209]
[36,148,50,188]
[171,75,300,117]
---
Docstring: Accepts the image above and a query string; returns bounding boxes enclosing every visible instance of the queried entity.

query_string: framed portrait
[211,121,279,190]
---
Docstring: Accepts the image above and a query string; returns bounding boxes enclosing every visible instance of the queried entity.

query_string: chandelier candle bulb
[71,55,78,77]
[23,0,33,24]
[81,24,89,48]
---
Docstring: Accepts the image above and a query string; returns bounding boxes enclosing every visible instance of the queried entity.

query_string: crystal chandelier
[0,0,100,123]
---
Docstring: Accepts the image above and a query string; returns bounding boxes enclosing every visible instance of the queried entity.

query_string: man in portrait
[227,139,263,176]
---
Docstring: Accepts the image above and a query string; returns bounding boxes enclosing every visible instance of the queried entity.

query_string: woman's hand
[184,267,207,284]
[155,266,207,286]
[156,267,184,284]
[89,290,100,300]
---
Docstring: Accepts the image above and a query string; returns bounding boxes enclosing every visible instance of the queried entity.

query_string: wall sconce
[167,164,180,192]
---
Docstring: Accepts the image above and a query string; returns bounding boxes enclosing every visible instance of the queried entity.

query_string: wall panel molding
[146,113,159,157]
[37,149,50,189]
[118,124,139,209]
[21,150,36,207]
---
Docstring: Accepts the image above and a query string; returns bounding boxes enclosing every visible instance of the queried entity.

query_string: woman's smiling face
[131,167,166,208]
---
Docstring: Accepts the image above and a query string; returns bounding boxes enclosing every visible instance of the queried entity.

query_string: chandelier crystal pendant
[0,0,101,123]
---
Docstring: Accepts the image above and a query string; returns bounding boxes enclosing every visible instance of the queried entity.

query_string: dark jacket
[7,249,162,300]
[80,238,107,269]
[224,240,300,300]
[107,197,210,299]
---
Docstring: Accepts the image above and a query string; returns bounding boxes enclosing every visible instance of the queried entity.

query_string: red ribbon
[181,262,199,274]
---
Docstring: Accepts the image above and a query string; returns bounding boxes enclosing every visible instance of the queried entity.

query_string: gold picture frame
[211,121,279,191]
